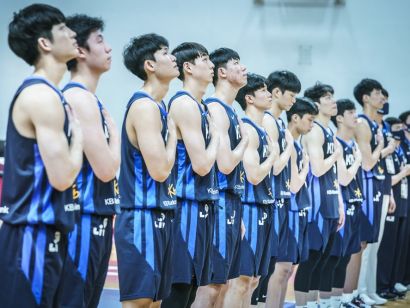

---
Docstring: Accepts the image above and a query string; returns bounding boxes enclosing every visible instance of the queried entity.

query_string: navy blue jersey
[241,117,275,205]
[264,112,291,199]
[168,91,219,202]
[62,82,120,216]
[0,77,79,233]
[290,141,311,211]
[336,137,364,204]
[392,147,408,217]
[307,121,339,219]
[358,114,385,180]
[204,97,245,195]
[119,91,177,210]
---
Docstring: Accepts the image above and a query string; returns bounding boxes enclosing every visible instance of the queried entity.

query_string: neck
[269,100,282,119]
[336,125,354,142]
[245,106,264,126]
[183,77,207,103]
[374,113,383,125]
[316,112,331,127]
[363,103,378,121]
[288,122,300,140]
[33,58,67,86]
[213,80,240,105]
[142,77,170,103]
[70,66,102,93]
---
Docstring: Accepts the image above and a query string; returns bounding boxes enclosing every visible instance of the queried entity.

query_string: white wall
[1,0,409,138]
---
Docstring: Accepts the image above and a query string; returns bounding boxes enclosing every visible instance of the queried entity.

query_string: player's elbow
[94,167,118,183]
[49,176,76,192]
[247,175,262,186]
[192,162,212,177]
[150,169,170,183]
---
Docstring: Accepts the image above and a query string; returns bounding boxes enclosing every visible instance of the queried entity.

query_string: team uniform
[330,138,363,258]
[400,138,410,287]
[377,145,408,293]
[285,140,311,264]
[57,82,120,308]
[115,91,177,301]
[168,91,218,286]
[239,117,275,277]
[0,77,80,307]
[358,114,385,243]
[204,97,245,283]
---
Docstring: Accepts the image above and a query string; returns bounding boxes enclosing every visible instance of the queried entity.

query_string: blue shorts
[58,214,113,308]
[211,191,242,284]
[239,203,273,277]
[280,208,309,264]
[275,198,291,260]
[172,199,215,286]
[360,177,383,243]
[308,216,339,252]
[331,202,361,257]
[115,208,174,301]
[0,223,68,307]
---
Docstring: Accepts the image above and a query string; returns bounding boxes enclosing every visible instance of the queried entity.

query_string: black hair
[266,70,301,94]
[382,88,389,98]
[286,97,319,122]
[304,82,334,104]
[123,33,169,81]
[385,117,402,127]
[8,4,66,65]
[330,98,356,127]
[236,73,266,110]
[209,47,240,85]
[172,42,208,81]
[353,78,383,106]
[66,14,104,71]
[399,111,410,124]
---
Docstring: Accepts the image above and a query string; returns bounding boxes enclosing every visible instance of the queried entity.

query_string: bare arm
[242,124,275,185]
[207,103,248,175]
[302,125,340,177]
[127,99,177,182]
[64,89,120,182]
[170,97,219,176]
[262,114,292,176]
[15,85,83,191]
[381,138,396,158]
[337,144,362,186]
[289,146,309,193]
[391,164,410,186]
[354,119,383,171]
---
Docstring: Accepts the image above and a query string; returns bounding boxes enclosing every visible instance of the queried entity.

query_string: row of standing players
[1,5,410,308]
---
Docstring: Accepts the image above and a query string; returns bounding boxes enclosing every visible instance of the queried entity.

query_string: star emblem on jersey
[378,165,384,175]
[72,184,80,200]
[333,179,339,189]
[167,184,176,197]
[354,188,362,198]
[114,179,120,196]
[268,187,273,197]
[240,170,245,183]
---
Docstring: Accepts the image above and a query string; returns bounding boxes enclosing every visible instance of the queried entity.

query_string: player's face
[342,109,358,129]
[405,115,410,139]
[365,88,384,110]
[297,113,316,135]
[319,92,337,117]
[191,54,214,84]
[84,30,112,73]
[252,84,272,110]
[153,46,180,81]
[225,58,247,88]
[391,123,404,146]
[49,23,78,62]
[278,90,298,111]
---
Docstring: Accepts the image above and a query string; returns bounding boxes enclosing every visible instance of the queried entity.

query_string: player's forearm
[391,170,407,186]
[165,134,177,173]
[272,146,292,175]
[363,143,383,171]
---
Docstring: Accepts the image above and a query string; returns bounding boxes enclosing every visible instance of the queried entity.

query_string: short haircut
[8,4,65,65]
[353,78,383,106]
[66,14,104,71]
[385,117,402,127]
[123,33,168,81]
[304,82,334,103]
[236,73,266,110]
[209,47,240,85]
[266,70,301,94]
[286,97,319,122]
[382,88,389,98]
[330,98,356,127]
[172,42,208,81]
[399,111,410,124]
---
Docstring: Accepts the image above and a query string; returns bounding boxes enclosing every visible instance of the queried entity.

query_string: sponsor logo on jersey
[154,213,166,229]
[199,204,209,219]
[227,210,236,225]
[93,218,109,236]
[258,211,268,226]
[0,206,9,214]
[48,231,61,253]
